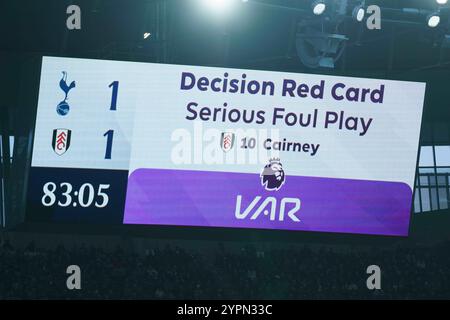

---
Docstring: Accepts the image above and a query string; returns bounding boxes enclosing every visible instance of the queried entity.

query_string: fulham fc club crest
[52,129,71,155]
[220,132,235,152]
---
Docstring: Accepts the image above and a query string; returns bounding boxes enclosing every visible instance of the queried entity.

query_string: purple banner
[123,168,412,236]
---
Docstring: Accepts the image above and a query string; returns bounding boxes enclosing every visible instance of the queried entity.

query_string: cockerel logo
[52,129,72,155]
[261,158,285,191]
[56,71,76,116]
[220,132,235,153]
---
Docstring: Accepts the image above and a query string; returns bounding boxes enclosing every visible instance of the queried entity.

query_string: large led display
[26,56,426,236]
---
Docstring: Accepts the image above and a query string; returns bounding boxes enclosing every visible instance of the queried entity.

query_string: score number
[41,182,110,208]
[102,81,119,160]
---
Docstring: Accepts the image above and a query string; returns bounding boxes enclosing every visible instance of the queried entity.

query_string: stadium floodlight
[143,32,151,39]
[436,0,448,5]
[427,13,440,28]
[352,4,365,22]
[201,0,235,13]
[312,0,326,15]
[296,26,348,69]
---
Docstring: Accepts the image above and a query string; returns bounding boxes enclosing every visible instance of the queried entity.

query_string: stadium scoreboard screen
[26,56,426,236]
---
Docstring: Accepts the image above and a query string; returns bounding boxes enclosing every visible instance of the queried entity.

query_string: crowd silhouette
[0,237,449,299]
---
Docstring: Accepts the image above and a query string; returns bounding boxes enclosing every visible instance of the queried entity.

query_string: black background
[26,167,128,224]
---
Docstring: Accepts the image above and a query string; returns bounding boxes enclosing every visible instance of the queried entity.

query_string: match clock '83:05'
[41,182,110,208]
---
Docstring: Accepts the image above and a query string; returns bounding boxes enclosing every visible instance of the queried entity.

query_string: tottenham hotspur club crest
[261,158,285,191]
[56,71,76,116]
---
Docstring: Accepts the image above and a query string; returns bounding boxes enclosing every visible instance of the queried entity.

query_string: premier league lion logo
[260,158,285,191]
